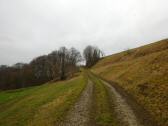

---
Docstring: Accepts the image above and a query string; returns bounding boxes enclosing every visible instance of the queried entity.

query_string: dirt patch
[92,70,157,126]
[109,81,157,126]
[59,80,93,126]
[102,80,143,126]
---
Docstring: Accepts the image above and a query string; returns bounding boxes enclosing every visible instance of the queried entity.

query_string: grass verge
[0,75,87,126]
[88,72,118,126]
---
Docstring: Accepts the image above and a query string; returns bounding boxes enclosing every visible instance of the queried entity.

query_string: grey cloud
[0,0,168,65]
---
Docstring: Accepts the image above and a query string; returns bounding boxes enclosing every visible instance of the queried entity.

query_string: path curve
[102,80,143,126]
[59,80,93,126]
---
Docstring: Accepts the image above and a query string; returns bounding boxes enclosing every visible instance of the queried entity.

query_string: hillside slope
[0,75,86,126]
[92,39,168,126]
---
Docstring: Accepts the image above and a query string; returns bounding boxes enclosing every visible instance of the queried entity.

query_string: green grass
[92,39,168,126]
[0,75,87,126]
[88,72,117,126]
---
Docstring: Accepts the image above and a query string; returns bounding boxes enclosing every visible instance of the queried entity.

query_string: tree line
[0,45,103,90]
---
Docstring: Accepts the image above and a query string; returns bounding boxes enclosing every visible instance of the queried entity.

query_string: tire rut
[59,80,93,126]
[102,80,143,126]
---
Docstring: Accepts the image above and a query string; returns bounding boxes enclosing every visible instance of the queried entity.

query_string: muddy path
[58,72,156,126]
[91,71,156,126]
[102,80,143,126]
[59,80,93,126]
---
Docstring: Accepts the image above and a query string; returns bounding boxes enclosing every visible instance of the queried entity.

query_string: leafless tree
[83,45,103,67]
[0,46,82,90]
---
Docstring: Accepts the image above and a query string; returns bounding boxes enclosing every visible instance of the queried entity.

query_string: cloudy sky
[0,0,168,65]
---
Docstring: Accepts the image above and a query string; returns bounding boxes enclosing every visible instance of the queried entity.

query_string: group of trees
[0,46,103,90]
[83,46,104,67]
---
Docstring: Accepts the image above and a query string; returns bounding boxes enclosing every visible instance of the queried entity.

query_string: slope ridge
[92,39,168,126]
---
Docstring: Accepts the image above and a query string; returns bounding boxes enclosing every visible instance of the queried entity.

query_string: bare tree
[83,45,103,67]
[0,46,82,90]
[58,47,82,80]
[58,47,67,80]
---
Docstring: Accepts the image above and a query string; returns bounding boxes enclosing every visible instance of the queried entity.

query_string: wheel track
[102,80,143,126]
[59,80,93,126]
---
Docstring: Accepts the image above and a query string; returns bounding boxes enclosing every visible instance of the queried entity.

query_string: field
[0,75,86,126]
[92,39,168,126]
[0,70,136,126]
[0,39,167,126]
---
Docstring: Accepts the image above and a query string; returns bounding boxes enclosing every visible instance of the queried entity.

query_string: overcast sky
[0,0,168,65]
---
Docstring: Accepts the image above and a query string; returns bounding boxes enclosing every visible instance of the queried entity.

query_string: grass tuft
[88,72,117,126]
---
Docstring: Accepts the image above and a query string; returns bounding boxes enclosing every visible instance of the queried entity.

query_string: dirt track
[59,80,93,126]
[103,80,143,126]
[59,73,155,126]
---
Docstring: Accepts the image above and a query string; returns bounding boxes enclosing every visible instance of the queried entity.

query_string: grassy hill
[92,39,168,126]
[0,75,86,126]
[0,39,167,126]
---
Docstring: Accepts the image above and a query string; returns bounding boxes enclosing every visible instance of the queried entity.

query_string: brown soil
[101,78,157,126]
[103,80,143,126]
[59,80,93,126]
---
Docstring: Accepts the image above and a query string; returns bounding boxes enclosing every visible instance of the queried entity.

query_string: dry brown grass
[92,39,168,126]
